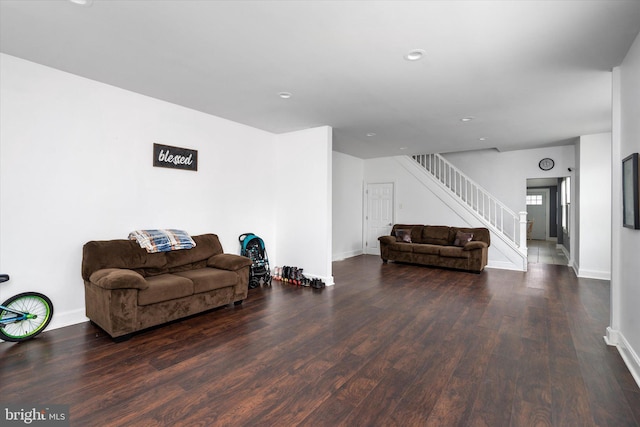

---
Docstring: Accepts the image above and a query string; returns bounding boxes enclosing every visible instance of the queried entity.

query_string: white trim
[570,261,578,277]
[577,268,611,280]
[604,327,640,389]
[557,243,569,257]
[605,326,622,346]
[307,274,334,286]
[332,249,364,261]
[0,309,89,342]
[48,308,88,332]
[486,260,521,270]
[609,66,622,349]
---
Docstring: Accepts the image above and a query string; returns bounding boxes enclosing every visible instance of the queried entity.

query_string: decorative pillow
[395,229,412,243]
[453,231,473,247]
[128,229,196,253]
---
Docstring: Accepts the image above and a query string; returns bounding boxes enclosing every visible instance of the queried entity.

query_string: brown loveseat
[82,233,252,340]
[378,224,490,273]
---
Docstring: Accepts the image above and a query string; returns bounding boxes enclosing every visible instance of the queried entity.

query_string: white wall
[275,126,333,284]
[609,31,640,386]
[364,157,471,226]
[443,146,576,217]
[332,151,364,261]
[444,145,577,266]
[0,54,333,330]
[576,133,612,279]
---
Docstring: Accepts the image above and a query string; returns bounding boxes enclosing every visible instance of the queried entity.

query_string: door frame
[363,181,395,255]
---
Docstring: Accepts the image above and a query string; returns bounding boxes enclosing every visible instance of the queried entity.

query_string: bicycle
[0,274,54,342]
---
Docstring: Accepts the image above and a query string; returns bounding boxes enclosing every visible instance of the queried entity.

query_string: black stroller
[239,233,272,289]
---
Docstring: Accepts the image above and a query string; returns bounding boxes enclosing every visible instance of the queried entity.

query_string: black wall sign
[153,143,198,171]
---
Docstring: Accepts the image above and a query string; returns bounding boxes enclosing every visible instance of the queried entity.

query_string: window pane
[527,194,542,205]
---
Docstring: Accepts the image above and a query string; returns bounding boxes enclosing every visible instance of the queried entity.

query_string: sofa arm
[378,235,396,245]
[463,241,488,251]
[89,268,149,290]
[207,254,253,271]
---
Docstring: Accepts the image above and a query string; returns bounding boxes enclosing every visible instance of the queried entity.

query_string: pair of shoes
[310,278,325,289]
[274,266,304,285]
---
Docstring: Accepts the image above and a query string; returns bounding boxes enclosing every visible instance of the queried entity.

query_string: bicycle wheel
[0,292,54,342]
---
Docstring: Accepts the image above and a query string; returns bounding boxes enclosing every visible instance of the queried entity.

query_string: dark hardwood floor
[1,255,639,426]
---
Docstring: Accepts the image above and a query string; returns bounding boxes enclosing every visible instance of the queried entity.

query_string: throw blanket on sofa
[128,229,196,253]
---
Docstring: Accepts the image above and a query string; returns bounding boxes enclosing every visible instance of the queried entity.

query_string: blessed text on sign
[153,143,198,171]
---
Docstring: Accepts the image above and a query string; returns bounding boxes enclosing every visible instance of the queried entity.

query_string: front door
[527,189,549,240]
[365,183,394,255]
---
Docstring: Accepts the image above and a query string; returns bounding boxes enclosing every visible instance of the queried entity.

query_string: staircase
[404,153,528,271]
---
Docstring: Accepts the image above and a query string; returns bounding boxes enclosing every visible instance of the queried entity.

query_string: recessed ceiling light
[404,49,426,61]
[278,92,292,99]
[69,0,93,5]
[399,147,408,150]
[479,137,488,141]
[366,132,376,137]
[460,116,475,122]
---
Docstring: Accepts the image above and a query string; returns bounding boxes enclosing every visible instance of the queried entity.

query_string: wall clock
[539,158,555,171]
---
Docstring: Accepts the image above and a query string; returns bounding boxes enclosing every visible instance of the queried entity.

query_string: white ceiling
[1,0,640,159]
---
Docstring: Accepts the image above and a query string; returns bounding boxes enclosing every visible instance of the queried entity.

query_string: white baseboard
[332,249,364,262]
[289,272,335,286]
[48,308,88,332]
[605,327,640,389]
[605,326,621,346]
[578,268,611,280]
[557,244,569,256]
[570,260,578,277]
[486,260,524,271]
[0,308,88,342]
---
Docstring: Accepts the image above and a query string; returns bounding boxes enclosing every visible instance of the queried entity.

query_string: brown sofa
[82,233,252,340]
[378,224,490,272]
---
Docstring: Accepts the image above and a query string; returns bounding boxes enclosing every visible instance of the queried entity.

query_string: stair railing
[412,153,527,252]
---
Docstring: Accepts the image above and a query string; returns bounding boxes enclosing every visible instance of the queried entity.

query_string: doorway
[526,178,568,265]
[364,182,394,255]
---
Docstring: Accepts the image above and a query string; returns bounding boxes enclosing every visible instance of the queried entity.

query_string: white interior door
[365,183,394,255]
[527,189,549,240]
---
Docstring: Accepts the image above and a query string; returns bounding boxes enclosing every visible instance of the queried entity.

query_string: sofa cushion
[453,231,474,247]
[82,239,167,280]
[138,274,194,306]
[412,244,440,255]
[389,242,413,252]
[165,234,224,271]
[421,226,453,245]
[439,246,470,259]
[174,268,238,293]
[207,254,253,271]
